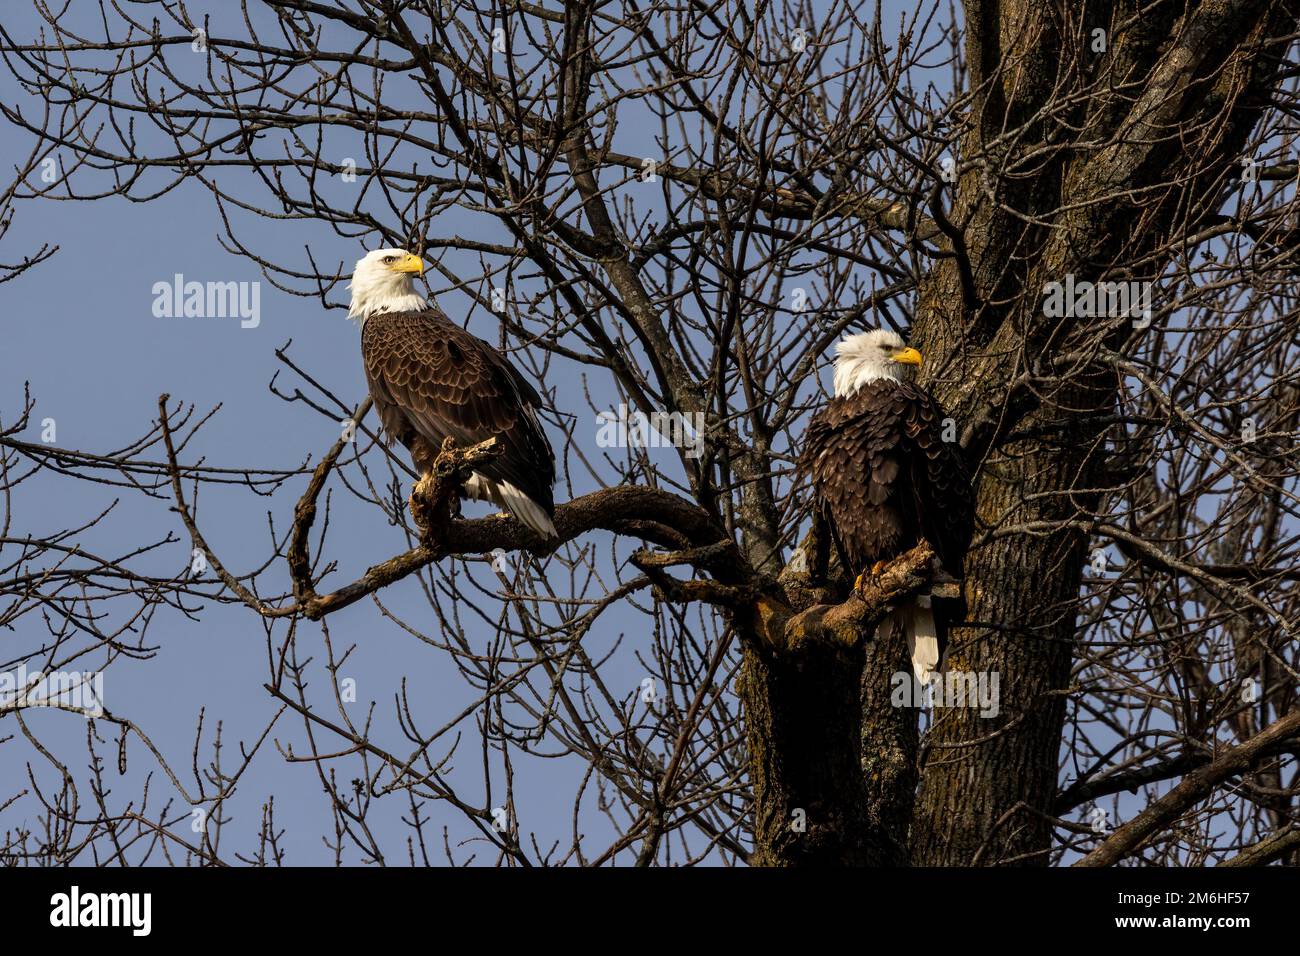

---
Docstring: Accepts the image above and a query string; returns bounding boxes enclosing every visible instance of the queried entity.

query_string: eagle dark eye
[382,255,396,264]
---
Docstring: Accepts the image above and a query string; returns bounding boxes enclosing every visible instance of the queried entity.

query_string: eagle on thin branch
[347,248,557,540]
[801,329,974,683]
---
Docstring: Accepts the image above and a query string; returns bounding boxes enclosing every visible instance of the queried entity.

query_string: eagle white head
[832,329,923,397]
[348,247,428,322]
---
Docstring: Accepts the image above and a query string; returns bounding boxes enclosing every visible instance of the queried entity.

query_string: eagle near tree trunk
[348,248,558,539]
[801,329,974,683]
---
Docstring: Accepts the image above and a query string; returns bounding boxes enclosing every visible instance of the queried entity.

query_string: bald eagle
[348,248,557,539]
[801,329,973,684]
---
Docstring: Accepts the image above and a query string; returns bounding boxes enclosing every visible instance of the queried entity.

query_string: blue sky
[0,1,768,864]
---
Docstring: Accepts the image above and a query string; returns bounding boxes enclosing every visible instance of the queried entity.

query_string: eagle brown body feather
[802,379,974,656]
[361,309,556,529]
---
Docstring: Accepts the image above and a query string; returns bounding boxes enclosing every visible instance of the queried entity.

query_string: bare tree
[1,0,1298,866]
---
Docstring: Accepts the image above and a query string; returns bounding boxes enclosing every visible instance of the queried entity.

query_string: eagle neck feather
[348,291,428,327]
[833,361,904,398]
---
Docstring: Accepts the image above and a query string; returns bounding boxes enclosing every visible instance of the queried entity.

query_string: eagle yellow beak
[891,347,923,366]
[391,253,425,275]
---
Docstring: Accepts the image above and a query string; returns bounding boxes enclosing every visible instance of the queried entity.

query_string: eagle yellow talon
[854,561,890,592]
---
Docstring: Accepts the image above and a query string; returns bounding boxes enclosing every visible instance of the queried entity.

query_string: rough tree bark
[905,0,1300,865]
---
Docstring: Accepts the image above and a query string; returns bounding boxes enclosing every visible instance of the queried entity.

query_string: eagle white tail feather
[466,472,557,538]
[906,597,940,685]
[498,481,557,539]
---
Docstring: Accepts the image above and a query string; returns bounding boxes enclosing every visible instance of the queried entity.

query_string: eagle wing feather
[801,379,973,582]
[361,310,556,515]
